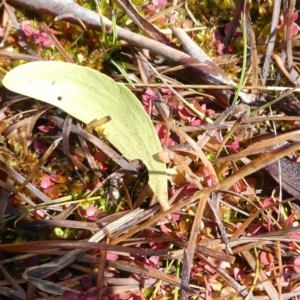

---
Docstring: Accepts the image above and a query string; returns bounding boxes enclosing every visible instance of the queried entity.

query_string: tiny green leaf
[3,61,169,210]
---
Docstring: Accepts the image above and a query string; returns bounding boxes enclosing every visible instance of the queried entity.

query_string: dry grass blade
[0,264,26,296]
[180,192,209,299]
[0,240,167,256]
[12,209,147,295]
[114,0,174,46]
[208,193,232,254]
[61,114,72,156]
[262,0,281,83]
[199,248,235,265]
[77,132,103,178]
[51,116,137,174]
[213,129,300,163]
[0,160,53,204]
[286,0,296,73]
[18,218,99,231]
[95,248,106,299]
[40,21,75,63]
[108,260,194,294]
[0,177,13,222]
[0,50,43,61]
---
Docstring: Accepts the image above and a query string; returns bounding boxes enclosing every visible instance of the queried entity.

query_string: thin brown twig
[40,21,75,63]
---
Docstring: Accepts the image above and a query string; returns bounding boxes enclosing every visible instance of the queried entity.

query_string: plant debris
[1,0,300,299]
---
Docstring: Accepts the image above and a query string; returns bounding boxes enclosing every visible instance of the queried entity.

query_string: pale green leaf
[3,61,169,210]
